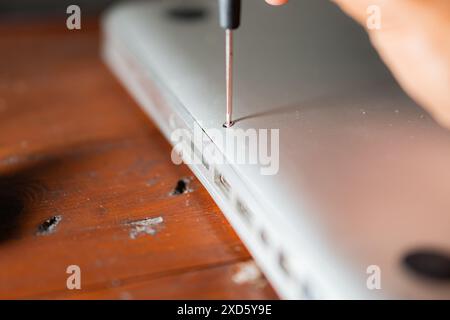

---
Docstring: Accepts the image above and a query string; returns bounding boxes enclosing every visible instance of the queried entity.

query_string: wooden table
[0,19,277,299]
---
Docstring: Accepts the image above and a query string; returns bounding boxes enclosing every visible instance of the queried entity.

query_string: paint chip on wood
[232,261,267,288]
[127,216,164,239]
[36,215,62,236]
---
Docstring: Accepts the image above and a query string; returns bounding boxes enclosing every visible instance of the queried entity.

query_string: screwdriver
[218,0,241,128]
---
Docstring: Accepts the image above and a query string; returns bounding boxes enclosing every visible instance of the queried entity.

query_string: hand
[265,0,288,5]
[265,0,450,129]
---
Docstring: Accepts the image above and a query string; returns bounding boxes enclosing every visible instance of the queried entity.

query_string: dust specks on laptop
[232,261,267,288]
[36,215,62,236]
[126,216,164,239]
[170,177,194,196]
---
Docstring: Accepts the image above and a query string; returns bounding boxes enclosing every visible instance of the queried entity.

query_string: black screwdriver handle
[219,0,241,30]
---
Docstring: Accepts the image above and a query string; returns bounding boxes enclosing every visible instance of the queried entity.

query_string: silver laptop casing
[102,0,450,299]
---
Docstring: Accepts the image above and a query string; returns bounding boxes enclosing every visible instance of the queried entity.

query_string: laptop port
[214,171,231,198]
[301,282,314,300]
[201,154,210,171]
[189,139,210,171]
[236,199,252,225]
[259,229,269,246]
[278,251,290,277]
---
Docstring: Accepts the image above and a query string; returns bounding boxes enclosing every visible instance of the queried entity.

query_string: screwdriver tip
[225,29,234,129]
[223,121,235,128]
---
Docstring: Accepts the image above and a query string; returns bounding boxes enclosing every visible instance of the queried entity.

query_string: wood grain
[0,19,278,299]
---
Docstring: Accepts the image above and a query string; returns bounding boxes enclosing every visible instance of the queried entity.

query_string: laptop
[101,0,450,299]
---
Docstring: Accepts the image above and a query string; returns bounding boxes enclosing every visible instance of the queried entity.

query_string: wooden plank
[45,260,276,300]
[0,20,277,299]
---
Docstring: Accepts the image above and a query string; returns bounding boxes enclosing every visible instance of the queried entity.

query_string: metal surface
[225,29,234,128]
[102,0,450,299]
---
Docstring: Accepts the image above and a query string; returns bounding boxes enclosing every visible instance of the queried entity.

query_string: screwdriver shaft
[225,29,234,128]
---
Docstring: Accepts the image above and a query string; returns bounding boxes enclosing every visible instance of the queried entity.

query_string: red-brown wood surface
[0,19,277,299]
